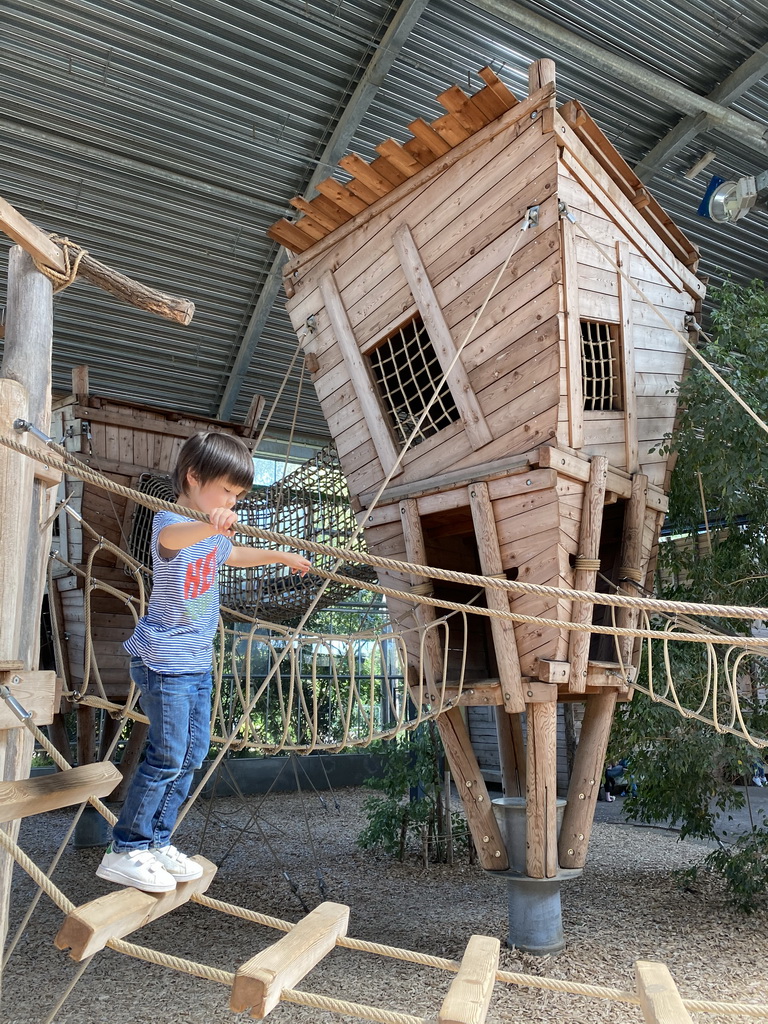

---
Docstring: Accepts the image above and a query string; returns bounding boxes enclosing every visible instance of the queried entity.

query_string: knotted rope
[31,235,88,293]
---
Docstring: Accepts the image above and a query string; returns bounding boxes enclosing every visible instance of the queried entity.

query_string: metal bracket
[558,201,577,224]
[523,205,540,230]
[0,680,32,721]
[13,418,54,445]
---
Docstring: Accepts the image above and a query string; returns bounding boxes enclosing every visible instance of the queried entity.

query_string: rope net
[128,444,377,623]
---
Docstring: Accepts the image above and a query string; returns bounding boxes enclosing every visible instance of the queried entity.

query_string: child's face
[183,473,247,514]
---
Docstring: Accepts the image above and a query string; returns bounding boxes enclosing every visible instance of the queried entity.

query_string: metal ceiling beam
[635,42,768,182]
[467,0,768,158]
[216,0,430,422]
[0,117,280,215]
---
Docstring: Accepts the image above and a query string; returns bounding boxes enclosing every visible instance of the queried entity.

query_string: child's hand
[209,507,238,537]
[283,551,312,576]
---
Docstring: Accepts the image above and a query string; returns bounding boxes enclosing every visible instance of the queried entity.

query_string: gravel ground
[3,786,768,1024]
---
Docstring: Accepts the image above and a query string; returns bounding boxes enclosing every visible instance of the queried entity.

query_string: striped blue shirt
[124,510,233,673]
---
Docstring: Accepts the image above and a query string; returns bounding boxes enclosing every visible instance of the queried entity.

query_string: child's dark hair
[172,432,254,496]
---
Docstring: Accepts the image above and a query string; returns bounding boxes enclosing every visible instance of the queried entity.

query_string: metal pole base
[505,875,565,956]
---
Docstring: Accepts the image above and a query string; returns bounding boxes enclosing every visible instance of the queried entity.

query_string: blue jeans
[112,658,212,852]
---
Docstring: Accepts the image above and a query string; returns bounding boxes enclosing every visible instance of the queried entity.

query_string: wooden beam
[617,474,647,666]
[568,455,608,692]
[0,761,121,824]
[616,240,639,473]
[230,902,350,1017]
[559,216,584,449]
[436,708,508,869]
[536,659,570,684]
[400,499,444,693]
[319,271,402,478]
[635,960,693,1024]
[438,934,500,1024]
[525,699,558,878]
[558,690,617,869]
[468,482,525,713]
[0,195,195,325]
[393,224,493,452]
[494,707,526,797]
[0,670,58,730]
[477,67,518,110]
[55,857,217,960]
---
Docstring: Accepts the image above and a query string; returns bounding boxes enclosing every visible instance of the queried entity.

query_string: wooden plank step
[230,901,350,1017]
[0,761,121,824]
[55,857,217,961]
[635,960,693,1024]
[439,934,500,1024]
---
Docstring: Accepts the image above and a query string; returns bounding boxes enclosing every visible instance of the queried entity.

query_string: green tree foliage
[611,278,768,910]
[357,723,468,864]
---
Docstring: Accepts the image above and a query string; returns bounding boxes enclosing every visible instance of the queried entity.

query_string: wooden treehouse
[269,60,703,894]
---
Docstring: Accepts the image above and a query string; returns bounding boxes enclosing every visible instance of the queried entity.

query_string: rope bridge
[1,717,767,1023]
[0,426,761,753]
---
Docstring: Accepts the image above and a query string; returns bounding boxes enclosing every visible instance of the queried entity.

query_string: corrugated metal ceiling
[1,0,767,448]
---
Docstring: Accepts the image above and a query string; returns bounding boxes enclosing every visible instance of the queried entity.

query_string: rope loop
[574,557,601,571]
[32,235,88,293]
[619,566,644,582]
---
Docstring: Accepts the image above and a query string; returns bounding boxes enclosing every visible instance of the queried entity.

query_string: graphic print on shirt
[182,548,219,622]
[184,548,217,599]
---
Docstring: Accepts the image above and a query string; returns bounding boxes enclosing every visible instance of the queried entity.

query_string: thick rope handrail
[4,431,768,623]
[313,566,768,647]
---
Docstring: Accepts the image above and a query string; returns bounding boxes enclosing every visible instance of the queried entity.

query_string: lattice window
[581,320,623,411]
[368,314,460,447]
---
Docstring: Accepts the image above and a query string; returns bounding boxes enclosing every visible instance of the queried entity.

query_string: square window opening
[369,314,460,447]
[581,320,623,411]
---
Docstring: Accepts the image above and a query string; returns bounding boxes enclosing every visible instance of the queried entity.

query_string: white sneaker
[151,844,204,882]
[96,846,176,893]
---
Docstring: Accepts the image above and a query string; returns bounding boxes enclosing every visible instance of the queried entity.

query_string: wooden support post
[494,707,525,797]
[0,246,55,980]
[438,934,500,1024]
[71,364,89,400]
[525,698,558,878]
[617,474,647,667]
[56,857,217,961]
[468,482,525,714]
[112,720,149,803]
[230,902,350,1017]
[528,59,557,98]
[558,690,617,870]
[77,704,97,767]
[400,499,444,693]
[635,960,693,1024]
[568,456,608,692]
[47,712,73,765]
[436,708,508,870]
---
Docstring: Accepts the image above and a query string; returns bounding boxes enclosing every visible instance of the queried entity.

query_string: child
[97,431,311,892]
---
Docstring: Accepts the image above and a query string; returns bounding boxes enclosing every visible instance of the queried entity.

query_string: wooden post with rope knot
[0,195,195,325]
